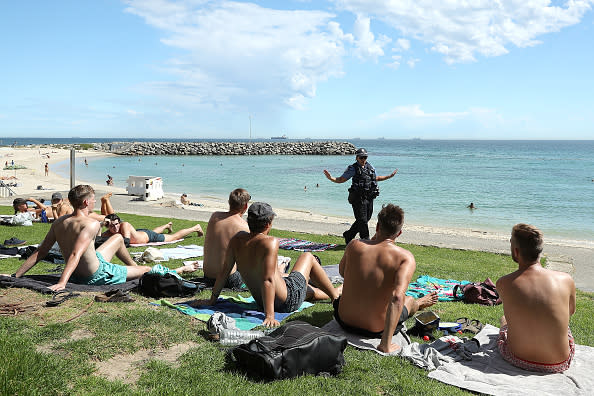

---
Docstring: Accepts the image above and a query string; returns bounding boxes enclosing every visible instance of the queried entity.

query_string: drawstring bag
[453,278,502,306]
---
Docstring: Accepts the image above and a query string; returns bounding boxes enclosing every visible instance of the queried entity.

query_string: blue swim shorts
[71,252,128,285]
[137,228,165,243]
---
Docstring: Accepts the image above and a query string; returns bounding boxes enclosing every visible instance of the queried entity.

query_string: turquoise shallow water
[53,139,594,241]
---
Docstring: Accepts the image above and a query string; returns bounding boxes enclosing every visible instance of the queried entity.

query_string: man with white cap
[324,148,398,244]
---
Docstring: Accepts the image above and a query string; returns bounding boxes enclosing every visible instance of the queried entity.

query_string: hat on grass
[51,192,63,202]
[356,148,368,157]
[248,202,276,221]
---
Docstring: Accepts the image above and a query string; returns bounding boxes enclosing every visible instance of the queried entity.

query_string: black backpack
[138,273,199,298]
[230,321,347,380]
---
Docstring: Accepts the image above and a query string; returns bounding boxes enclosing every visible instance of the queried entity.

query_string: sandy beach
[1,145,593,292]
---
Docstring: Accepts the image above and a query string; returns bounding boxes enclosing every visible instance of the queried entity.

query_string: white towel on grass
[425,324,594,395]
[158,245,204,260]
[322,319,410,356]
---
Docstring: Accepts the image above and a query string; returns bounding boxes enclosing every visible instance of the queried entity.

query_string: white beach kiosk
[126,176,164,201]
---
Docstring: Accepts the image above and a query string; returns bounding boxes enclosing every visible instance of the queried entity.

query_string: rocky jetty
[93,141,356,156]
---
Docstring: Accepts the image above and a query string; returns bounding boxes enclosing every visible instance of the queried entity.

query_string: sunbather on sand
[202,188,250,289]
[496,224,576,373]
[192,202,341,327]
[10,185,198,291]
[334,204,438,353]
[102,213,203,244]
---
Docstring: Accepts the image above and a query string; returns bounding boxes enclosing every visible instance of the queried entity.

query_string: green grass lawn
[1,206,592,395]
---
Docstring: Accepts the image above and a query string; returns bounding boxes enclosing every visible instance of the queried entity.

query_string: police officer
[323,148,398,244]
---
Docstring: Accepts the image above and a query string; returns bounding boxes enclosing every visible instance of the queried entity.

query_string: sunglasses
[358,156,368,160]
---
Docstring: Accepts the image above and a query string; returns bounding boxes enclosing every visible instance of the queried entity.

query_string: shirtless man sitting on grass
[335,204,438,353]
[496,223,576,373]
[101,213,203,245]
[192,202,342,327]
[203,188,250,289]
[10,185,197,291]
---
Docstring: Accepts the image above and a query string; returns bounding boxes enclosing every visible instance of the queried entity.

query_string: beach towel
[423,325,594,395]
[322,319,410,356]
[149,245,204,261]
[129,238,184,247]
[153,295,313,330]
[277,238,337,252]
[0,274,139,294]
[322,264,343,284]
[406,275,471,302]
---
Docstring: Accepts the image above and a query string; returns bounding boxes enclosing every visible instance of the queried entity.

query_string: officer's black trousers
[344,198,374,244]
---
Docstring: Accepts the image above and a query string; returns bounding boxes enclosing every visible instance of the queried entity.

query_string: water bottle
[219,328,266,346]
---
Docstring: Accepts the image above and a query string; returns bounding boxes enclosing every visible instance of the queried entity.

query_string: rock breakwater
[93,141,356,156]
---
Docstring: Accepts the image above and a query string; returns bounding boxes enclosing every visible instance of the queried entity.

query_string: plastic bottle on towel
[219,328,266,346]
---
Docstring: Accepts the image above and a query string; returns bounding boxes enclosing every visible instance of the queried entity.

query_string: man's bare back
[497,223,576,369]
[498,266,575,364]
[336,204,438,353]
[230,231,288,306]
[339,238,415,333]
[203,211,249,278]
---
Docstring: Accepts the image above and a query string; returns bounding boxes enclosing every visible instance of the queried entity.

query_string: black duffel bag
[138,272,199,298]
[230,320,347,380]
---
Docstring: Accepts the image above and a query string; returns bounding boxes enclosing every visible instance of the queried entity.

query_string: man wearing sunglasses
[324,148,398,244]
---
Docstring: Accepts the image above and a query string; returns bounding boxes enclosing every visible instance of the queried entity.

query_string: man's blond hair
[512,223,543,261]
[229,188,250,211]
[68,185,95,210]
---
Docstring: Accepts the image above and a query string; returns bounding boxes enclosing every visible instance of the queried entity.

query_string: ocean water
[47,139,593,241]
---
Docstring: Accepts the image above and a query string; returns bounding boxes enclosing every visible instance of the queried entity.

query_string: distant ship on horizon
[271,134,288,139]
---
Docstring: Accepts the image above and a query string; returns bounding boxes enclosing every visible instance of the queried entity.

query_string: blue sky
[1,0,593,139]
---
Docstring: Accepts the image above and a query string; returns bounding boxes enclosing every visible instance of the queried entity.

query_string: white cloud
[379,104,469,123]
[394,38,410,52]
[124,1,349,110]
[386,55,401,69]
[352,14,391,61]
[378,104,503,127]
[333,0,594,63]
[406,58,420,68]
[127,109,142,116]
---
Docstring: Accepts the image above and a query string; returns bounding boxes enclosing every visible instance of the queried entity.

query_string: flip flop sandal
[94,290,135,303]
[46,290,80,307]
[465,319,484,334]
[456,317,470,329]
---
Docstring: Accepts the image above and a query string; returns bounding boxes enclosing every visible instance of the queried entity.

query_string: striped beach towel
[277,238,337,252]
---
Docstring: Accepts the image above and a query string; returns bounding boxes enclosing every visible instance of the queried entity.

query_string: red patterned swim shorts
[497,325,575,373]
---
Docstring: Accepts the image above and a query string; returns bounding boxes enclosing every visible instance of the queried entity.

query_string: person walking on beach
[496,224,576,373]
[323,148,398,244]
[44,162,49,176]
